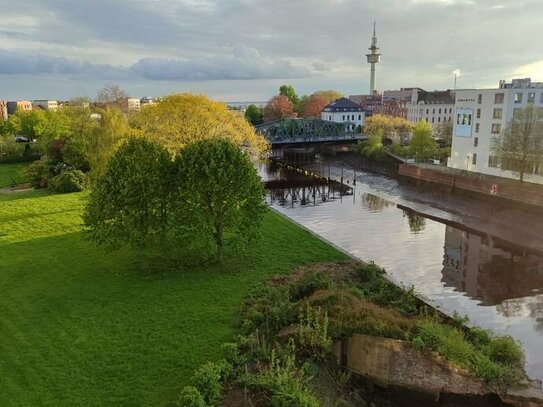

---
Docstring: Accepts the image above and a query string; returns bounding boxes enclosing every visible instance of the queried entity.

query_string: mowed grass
[0,188,346,406]
[0,162,29,188]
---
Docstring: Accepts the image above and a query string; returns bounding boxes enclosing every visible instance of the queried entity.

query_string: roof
[322,97,363,112]
[416,90,454,105]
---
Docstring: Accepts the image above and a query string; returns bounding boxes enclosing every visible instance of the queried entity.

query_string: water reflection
[404,211,426,233]
[441,226,543,306]
[361,193,393,213]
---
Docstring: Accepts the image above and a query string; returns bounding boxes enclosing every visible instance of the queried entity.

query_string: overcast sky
[0,0,541,101]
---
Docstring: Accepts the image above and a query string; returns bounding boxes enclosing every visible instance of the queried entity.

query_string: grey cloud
[0,48,310,81]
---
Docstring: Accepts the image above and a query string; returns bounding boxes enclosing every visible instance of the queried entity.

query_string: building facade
[321,97,365,130]
[406,89,455,130]
[448,78,543,183]
[32,100,58,111]
[119,97,141,112]
[7,101,32,114]
[0,100,7,121]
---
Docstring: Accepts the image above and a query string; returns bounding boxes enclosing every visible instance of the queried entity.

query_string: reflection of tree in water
[496,295,543,332]
[527,297,543,333]
[496,298,523,318]
[403,211,426,233]
[361,193,393,213]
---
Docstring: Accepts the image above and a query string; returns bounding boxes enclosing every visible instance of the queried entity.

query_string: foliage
[251,343,321,407]
[24,159,53,188]
[313,90,343,103]
[485,336,524,365]
[408,121,437,162]
[85,107,131,189]
[173,139,267,262]
[263,95,295,123]
[131,93,268,155]
[244,104,263,125]
[84,137,172,249]
[302,94,330,118]
[178,386,206,407]
[50,169,87,193]
[298,306,332,358]
[289,271,332,301]
[0,137,26,163]
[279,84,300,107]
[0,162,29,187]
[1,109,71,146]
[388,142,408,157]
[363,114,413,143]
[191,360,232,406]
[491,104,543,182]
[435,121,453,146]
[357,130,388,161]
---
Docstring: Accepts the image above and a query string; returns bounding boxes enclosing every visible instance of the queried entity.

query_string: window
[476,108,481,118]
[342,115,345,120]
[540,93,543,103]
[491,123,501,134]
[528,92,535,103]
[488,155,499,168]
[514,93,523,103]
[472,153,477,165]
[426,108,429,114]
[358,114,361,120]
[473,137,478,147]
[475,123,480,133]
[495,93,504,104]
[478,94,482,104]
[438,117,441,122]
[433,108,435,114]
[352,114,355,120]
[449,108,452,113]
[425,118,428,122]
[449,116,452,122]
[439,108,442,114]
[493,108,503,119]
[432,117,435,123]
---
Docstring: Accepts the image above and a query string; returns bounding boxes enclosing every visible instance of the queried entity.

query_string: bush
[24,159,52,188]
[191,360,232,406]
[50,169,86,193]
[289,272,331,301]
[485,336,524,366]
[0,138,25,163]
[178,386,206,407]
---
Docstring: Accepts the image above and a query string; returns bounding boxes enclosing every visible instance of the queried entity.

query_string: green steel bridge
[255,118,366,145]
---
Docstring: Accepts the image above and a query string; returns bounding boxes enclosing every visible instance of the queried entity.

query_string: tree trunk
[520,170,524,183]
[215,223,223,263]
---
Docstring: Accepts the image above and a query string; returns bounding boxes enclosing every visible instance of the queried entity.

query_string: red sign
[490,184,498,195]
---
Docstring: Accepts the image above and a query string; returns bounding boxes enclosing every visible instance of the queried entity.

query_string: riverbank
[0,188,346,405]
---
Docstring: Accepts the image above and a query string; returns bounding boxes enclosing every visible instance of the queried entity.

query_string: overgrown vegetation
[179,261,526,406]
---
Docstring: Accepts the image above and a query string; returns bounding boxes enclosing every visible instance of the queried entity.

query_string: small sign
[490,184,498,195]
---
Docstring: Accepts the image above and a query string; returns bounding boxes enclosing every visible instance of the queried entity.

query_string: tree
[303,94,329,118]
[96,84,128,104]
[279,84,299,107]
[85,107,131,189]
[263,95,295,123]
[244,104,263,125]
[84,137,172,249]
[131,93,267,155]
[364,114,413,143]
[313,90,343,103]
[408,121,437,162]
[357,129,386,161]
[491,105,543,182]
[173,139,266,263]
[435,121,453,146]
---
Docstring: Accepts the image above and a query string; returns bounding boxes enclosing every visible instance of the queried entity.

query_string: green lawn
[0,188,346,406]
[0,162,29,188]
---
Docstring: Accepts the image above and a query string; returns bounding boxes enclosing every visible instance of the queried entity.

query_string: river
[260,159,543,382]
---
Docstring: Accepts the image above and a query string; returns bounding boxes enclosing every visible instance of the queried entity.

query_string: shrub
[289,272,331,301]
[485,336,524,366]
[178,386,206,407]
[0,138,25,163]
[50,169,86,193]
[24,159,52,188]
[298,306,332,358]
[191,360,231,406]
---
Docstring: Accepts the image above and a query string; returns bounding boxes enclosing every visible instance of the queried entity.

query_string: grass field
[0,162,29,188]
[0,186,346,406]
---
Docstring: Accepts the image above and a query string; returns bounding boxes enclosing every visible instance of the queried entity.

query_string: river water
[260,160,543,382]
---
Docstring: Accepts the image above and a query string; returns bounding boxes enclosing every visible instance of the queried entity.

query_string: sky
[0,0,542,102]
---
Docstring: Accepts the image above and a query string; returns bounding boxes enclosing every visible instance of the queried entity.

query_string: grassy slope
[0,189,345,406]
[0,162,29,188]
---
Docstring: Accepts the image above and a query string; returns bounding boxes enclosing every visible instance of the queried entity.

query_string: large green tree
[84,137,172,249]
[244,104,263,125]
[279,84,299,107]
[408,121,437,162]
[173,139,266,262]
[491,105,543,182]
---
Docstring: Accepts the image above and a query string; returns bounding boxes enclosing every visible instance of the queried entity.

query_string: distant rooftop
[322,97,363,112]
[500,78,543,89]
[416,90,454,105]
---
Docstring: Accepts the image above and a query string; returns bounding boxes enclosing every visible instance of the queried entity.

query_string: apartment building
[7,100,32,114]
[32,100,58,111]
[406,89,455,130]
[448,78,543,183]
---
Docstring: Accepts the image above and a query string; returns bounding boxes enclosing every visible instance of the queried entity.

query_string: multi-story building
[32,100,58,111]
[321,97,365,131]
[448,78,543,183]
[140,96,157,106]
[0,100,7,121]
[7,100,32,114]
[406,89,455,130]
[119,97,141,112]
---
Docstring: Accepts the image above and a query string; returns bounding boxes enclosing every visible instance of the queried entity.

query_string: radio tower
[366,22,381,95]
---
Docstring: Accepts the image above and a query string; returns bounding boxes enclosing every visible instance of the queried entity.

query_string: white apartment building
[32,100,58,111]
[321,97,365,131]
[406,90,455,134]
[448,78,543,183]
[119,97,141,112]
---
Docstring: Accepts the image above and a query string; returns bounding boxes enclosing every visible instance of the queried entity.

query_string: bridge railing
[255,118,363,143]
